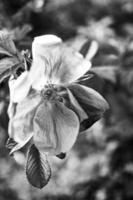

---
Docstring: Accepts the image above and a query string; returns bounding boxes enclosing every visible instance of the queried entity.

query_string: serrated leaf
[26,144,51,189]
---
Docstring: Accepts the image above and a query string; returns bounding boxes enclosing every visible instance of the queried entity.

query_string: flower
[8,34,109,156]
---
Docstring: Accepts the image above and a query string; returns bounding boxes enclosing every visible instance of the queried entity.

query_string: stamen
[57,96,64,103]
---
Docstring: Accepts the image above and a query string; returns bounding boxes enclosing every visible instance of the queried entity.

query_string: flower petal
[8,91,41,148]
[33,101,79,155]
[33,35,62,48]
[51,48,92,85]
[29,34,91,90]
[68,84,109,131]
[33,102,57,154]
[66,88,88,122]
[52,102,79,153]
[29,35,62,90]
[8,114,33,153]
[9,71,31,103]
[8,101,17,119]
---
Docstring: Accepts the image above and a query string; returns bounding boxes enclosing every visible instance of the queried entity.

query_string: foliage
[0,0,133,200]
[26,144,51,189]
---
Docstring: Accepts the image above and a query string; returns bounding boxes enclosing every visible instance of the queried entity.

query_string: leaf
[6,137,18,150]
[68,84,109,132]
[0,62,23,83]
[9,138,32,155]
[26,144,51,189]
[6,138,24,155]
[90,66,118,84]
[12,24,32,41]
[0,32,17,56]
[0,32,24,82]
[0,57,21,75]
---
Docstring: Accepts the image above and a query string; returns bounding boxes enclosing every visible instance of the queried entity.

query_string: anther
[45,89,52,96]
[57,96,64,102]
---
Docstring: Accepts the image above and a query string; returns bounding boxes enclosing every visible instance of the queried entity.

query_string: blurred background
[1,0,133,199]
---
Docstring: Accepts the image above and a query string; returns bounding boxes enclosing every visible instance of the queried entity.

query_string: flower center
[41,85,65,103]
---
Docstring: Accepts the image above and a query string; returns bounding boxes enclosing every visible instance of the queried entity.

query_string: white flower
[8,34,108,156]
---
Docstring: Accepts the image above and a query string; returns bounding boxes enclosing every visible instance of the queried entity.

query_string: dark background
[0,0,133,199]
